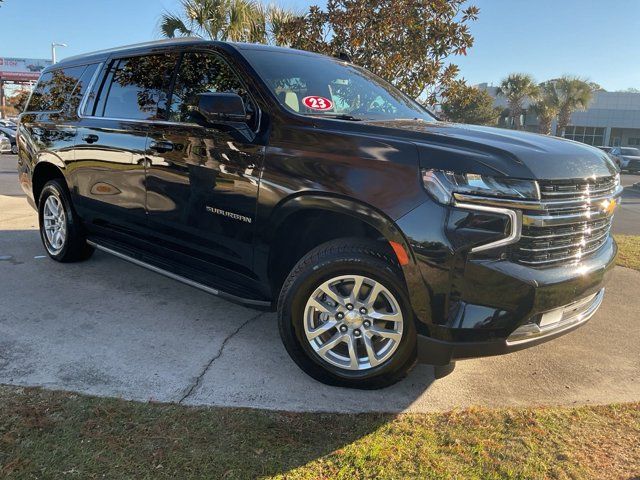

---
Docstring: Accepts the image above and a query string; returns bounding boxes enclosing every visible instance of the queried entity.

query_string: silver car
[619,147,640,173]
[597,146,623,168]
[0,134,10,154]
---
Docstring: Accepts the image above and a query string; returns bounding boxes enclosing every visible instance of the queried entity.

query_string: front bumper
[397,199,618,366]
[417,287,606,365]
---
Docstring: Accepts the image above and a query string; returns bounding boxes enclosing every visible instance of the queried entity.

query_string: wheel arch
[32,160,67,206]
[263,193,430,321]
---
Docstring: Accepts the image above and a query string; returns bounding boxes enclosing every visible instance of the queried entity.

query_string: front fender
[261,193,432,325]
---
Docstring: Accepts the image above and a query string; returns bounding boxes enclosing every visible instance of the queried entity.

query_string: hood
[360,120,618,180]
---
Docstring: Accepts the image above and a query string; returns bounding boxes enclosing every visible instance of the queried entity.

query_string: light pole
[51,42,67,64]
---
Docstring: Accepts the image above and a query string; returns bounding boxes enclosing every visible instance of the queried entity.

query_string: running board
[87,240,272,309]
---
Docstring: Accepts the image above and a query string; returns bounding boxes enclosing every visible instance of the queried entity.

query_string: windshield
[621,148,640,156]
[241,48,436,122]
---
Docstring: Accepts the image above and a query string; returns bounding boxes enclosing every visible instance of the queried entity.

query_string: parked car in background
[0,119,17,129]
[619,147,640,173]
[597,146,623,168]
[0,127,17,154]
[0,133,11,154]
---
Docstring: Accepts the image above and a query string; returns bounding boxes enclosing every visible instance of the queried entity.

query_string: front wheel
[278,239,416,389]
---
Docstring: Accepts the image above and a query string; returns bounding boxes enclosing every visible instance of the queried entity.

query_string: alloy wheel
[303,274,404,371]
[43,195,67,255]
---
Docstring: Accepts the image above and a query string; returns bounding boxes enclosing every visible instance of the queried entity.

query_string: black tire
[278,238,417,389]
[38,179,94,262]
[11,144,18,154]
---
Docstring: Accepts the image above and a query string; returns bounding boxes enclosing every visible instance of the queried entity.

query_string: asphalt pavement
[1,154,639,413]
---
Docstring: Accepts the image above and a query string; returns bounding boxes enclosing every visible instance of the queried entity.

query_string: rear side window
[93,54,178,120]
[67,63,100,114]
[27,66,86,112]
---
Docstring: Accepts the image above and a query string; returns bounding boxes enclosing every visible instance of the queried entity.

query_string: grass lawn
[0,386,638,479]
[615,235,640,271]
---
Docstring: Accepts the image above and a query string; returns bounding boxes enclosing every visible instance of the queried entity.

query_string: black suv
[17,39,620,389]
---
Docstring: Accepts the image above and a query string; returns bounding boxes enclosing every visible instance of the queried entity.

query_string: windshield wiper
[308,113,363,121]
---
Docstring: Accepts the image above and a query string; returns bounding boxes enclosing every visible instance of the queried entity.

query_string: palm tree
[531,81,560,135]
[496,74,539,130]
[159,0,298,45]
[555,76,593,138]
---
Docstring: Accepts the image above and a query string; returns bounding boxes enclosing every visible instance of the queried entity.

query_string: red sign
[302,96,334,111]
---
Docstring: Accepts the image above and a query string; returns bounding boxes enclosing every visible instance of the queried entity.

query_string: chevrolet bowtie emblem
[601,198,618,215]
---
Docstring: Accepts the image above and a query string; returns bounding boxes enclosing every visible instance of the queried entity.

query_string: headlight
[422,169,540,205]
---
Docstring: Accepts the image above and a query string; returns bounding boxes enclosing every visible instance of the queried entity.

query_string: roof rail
[59,37,209,64]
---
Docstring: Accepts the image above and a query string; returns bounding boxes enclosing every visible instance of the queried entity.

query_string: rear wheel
[278,239,416,389]
[38,179,94,262]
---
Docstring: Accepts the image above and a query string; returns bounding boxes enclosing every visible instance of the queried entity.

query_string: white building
[478,83,640,148]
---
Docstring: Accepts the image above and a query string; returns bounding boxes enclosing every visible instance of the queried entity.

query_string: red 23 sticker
[302,96,334,111]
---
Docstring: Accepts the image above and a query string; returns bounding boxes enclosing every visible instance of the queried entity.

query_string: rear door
[20,65,88,183]
[72,53,178,237]
[144,50,264,276]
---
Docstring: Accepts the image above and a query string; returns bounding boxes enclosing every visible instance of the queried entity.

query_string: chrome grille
[513,176,620,266]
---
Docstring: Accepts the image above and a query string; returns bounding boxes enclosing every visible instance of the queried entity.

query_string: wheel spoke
[362,334,380,367]
[349,276,364,304]
[317,332,346,355]
[346,334,359,369]
[363,281,383,309]
[369,311,402,324]
[307,319,338,340]
[368,326,402,342]
[307,298,337,315]
[317,284,345,307]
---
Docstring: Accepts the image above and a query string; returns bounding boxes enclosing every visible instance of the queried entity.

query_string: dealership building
[478,83,640,148]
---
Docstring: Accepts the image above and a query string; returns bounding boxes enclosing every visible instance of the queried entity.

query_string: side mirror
[197,92,247,123]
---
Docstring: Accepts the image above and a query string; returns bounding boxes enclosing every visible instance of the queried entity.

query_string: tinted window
[242,49,435,122]
[169,52,257,128]
[27,66,86,112]
[95,54,177,120]
[68,63,99,114]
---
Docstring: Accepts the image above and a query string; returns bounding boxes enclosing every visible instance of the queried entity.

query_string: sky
[0,0,639,91]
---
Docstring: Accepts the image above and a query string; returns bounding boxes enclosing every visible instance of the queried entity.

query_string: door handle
[148,141,174,153]
[82,134,99,144]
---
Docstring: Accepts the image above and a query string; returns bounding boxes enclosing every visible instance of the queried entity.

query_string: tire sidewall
[279,251,416,386]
